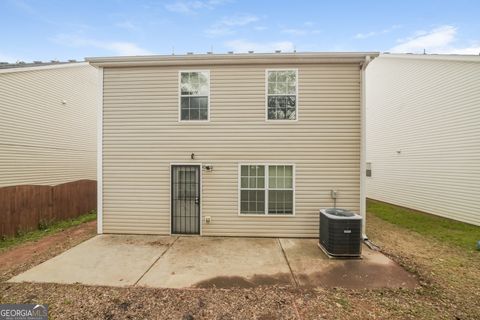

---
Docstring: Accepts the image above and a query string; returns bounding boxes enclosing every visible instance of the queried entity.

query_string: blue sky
[1,0,480,62]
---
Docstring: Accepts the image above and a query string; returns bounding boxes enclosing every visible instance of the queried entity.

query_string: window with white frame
[240,164,294,215]
[180,71,209,121]
[267,70,297,120]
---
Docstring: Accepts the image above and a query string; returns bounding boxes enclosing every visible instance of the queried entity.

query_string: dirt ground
[0,221,97,282]
[1,215,479,319]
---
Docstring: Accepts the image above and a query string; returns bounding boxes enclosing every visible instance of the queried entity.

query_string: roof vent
[51,60,60,63]
[18,61,26,64]
[33,61,42,64]
[207,51,212,54]
[228,51,234,54]
[187,52,194,55]
[248,50,254,54]
[275,50,281,53]
[0,62,8,65]
[68,59,77,62]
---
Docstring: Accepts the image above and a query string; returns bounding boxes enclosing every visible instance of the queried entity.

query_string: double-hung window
[239,164,294,215]
[266,70,297,120]
[179,71,209,121]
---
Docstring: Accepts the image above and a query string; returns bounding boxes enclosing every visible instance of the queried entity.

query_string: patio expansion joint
[133,236,180,287]
[277,238,299,287]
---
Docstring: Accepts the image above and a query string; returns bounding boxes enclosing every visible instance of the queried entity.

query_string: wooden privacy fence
[0,179,96,238]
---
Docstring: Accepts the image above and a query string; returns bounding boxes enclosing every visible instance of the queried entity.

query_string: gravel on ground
[1,215,479,319]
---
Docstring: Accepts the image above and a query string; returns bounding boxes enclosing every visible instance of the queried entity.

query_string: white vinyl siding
[0,64,97,187]
[366,55,480,226]
[102,62,361,237]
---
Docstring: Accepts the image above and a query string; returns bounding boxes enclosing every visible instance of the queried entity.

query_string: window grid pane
[267,165,293,215]
[240,165,293,215]
[180,72,209,121]
[267,70,297,120]
[240,165,266,214]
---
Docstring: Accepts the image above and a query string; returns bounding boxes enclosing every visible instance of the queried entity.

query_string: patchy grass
[367,199,480,252]
[0,211,96,252]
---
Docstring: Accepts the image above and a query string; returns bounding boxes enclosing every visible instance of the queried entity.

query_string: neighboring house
[366,53,480,226]
[88,52,378,237]
[0,62,98,236]
[0,62,97,186]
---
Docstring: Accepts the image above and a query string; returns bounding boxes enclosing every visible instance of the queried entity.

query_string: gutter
[86,52,380,68]
[360,55,372,240]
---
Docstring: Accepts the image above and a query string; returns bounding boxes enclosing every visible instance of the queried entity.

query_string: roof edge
[86,52,379,67]
[380,53,480,63]
[0,62,90,74]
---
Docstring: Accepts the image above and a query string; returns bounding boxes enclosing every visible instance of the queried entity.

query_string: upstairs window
[266,70,297,120]
[180,71,209,121]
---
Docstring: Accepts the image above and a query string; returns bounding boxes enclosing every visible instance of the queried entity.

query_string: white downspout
[360,56,371,240]
[96,67,103,234]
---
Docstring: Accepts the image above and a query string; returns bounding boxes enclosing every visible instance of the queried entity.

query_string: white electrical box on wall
[330,190,338,199]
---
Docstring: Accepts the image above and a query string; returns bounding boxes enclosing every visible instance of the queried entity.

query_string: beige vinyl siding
[0,64,97,187]
[102,63,361,237]
[366,55,480,226]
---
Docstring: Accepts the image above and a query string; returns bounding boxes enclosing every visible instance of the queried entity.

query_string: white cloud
[389,25,480,54]
[390,25,456,53]
[282,28,308,36]
[0,52,18,63]
[355,31,376,39]
[115,20,139,32]
[53,34,152,56]
[447,45,480,54]
[7,0,35,14]
[220,14,259,27]
[280,22,321,36]
[225,39,294,53]
[102,42,152,55]
[254,26,267,31]
[165,0,229,14]
[205,14,259,36]
[355,25,401,39]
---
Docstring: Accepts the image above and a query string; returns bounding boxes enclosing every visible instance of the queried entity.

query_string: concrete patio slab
[9,235,418,289]
[137,236,293,288]
[9,235,176,287]
[280,238,418,289]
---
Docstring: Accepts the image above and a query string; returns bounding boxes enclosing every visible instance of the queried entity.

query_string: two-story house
[87,52,377,237]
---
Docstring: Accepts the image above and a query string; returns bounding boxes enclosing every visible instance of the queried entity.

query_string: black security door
[171,165,200,234]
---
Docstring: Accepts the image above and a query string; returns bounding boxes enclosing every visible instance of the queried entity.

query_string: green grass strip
[367,200,480,252]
